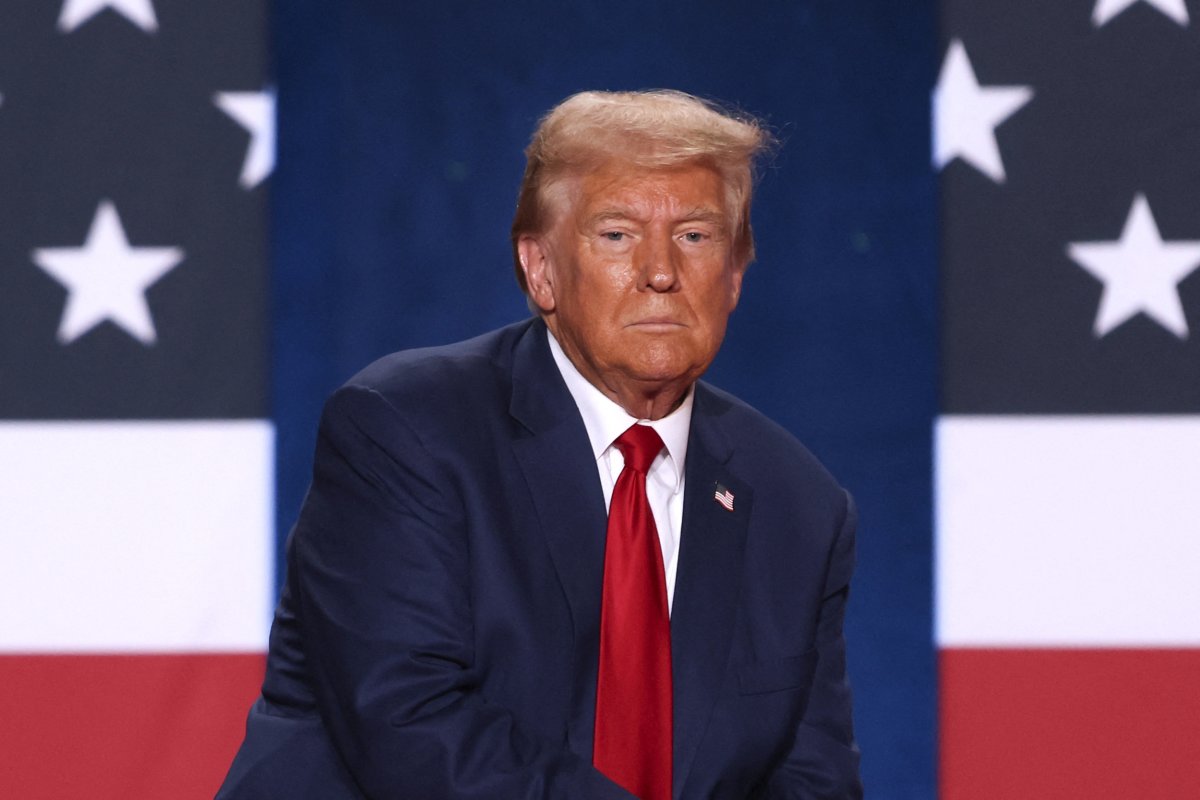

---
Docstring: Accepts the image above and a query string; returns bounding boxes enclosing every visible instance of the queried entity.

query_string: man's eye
[602,231,625,241]
[683,231,706,242]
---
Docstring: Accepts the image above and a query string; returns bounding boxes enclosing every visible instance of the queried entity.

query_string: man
[220,90,861,799]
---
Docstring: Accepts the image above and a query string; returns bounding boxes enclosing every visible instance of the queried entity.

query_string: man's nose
[638,232,680,292]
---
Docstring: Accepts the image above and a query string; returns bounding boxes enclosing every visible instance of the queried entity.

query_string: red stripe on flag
[0,653,264,800]
[941,648,1200,799]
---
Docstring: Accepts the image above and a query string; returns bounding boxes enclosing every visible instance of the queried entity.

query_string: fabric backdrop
[934,1,1200,796]
[0,1,937,797]
[273,2,937,798]
[1,2,271,797]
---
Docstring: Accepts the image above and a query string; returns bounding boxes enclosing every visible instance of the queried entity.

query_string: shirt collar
[547,327,692,493]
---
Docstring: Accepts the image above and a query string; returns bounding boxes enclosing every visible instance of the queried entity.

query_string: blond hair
[510,89,773,293]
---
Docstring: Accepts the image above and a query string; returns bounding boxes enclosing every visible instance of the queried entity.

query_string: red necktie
[594,424,672,800]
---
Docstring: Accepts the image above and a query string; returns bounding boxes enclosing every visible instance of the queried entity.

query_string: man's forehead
[572,162,729,216]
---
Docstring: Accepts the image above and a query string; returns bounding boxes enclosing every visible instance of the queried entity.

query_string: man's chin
[624,361,703,392]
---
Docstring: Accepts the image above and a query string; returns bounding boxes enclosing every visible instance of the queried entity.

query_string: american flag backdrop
[0,2,272,796]
[25,0,1200,797]
[7,0,1199,797]
[935,1,1200,797]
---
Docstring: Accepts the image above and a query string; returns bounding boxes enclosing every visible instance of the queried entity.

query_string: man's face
[520,161,746,417]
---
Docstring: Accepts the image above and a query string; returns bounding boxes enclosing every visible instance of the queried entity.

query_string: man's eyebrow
[582,209,642,227]
[582,207,728,226]
[677,208,727,224]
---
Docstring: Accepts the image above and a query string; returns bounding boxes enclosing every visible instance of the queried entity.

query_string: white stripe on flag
[936,415,1200,647]
[0,420,273,652]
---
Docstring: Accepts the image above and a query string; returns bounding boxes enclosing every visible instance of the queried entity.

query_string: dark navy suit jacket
[219,318,861,799]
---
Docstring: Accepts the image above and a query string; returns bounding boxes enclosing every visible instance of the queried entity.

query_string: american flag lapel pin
[713,482,735,512]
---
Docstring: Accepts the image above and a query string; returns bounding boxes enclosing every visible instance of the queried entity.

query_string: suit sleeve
[758,490,863,800]
[288,384,632,800]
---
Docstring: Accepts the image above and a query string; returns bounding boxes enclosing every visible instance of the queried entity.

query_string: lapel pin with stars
[713,482,735,512]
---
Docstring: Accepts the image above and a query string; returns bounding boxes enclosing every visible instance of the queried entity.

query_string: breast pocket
[737,650,819,696]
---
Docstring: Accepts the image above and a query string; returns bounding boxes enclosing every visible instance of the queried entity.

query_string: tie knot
[613,424,664,474]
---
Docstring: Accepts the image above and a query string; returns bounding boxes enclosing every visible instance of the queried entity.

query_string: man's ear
[518,235,556,313]
[728,259,748,310]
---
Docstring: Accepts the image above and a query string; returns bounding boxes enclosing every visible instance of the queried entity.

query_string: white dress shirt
[547,330,692,614]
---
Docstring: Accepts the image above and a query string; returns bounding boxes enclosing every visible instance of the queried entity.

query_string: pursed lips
[626,317,686,329]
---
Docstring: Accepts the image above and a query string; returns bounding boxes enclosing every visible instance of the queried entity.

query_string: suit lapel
[508,320,609,758]
[670,385,750,798]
